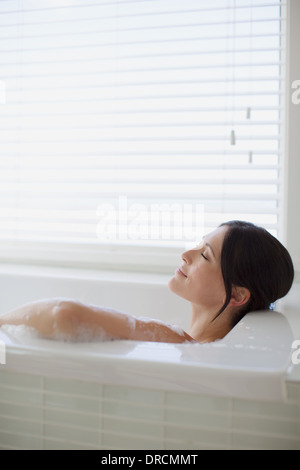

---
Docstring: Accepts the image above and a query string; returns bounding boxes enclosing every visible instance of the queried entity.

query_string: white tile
[44,407,99,429]
[0,370,42,389]
[165,439,229,450]
[0,431,42,450]
[286,382,300,405]
[43,422,99,447]
[165,407,230,430]
[104,384,164,406]
[43,438,96,450]
[232,431,300,450]
[45,377,101,398]
[164,423,230,449]
[165,391,231,413]
[44,391,100,414]
[102,415,163,440]
[101,431,163,450]
[102,399,163,422]
[0,384,42,406]
[0,401,42,421]
[0,415,41,436]
[233,397,298,420]
[233,414,299,438]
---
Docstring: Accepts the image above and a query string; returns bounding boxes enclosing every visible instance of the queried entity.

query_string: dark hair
[215,221,294,325]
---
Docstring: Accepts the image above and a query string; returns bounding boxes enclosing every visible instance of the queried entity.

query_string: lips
[177,267,187,278]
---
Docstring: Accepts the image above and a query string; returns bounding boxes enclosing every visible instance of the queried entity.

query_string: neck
[189,304,233,343]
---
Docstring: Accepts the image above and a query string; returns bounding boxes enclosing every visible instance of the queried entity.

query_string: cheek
[168,266,226,306]
[210,271,227,300]
[191,267,226,303]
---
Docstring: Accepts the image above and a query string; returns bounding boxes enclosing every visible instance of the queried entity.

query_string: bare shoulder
[133,317,196,344]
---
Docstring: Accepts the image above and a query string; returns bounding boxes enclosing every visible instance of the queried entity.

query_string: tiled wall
[0,369,299,450]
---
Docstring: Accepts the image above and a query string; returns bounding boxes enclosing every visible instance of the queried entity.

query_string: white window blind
[0,0,286,270]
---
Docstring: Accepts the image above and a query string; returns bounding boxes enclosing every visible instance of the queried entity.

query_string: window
[0,0,286,271]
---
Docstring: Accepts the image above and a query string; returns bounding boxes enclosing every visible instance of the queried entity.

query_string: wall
[284,0,300,280]
[0,369,299,450]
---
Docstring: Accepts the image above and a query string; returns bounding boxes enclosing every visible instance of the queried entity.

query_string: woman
[0,221,294,344]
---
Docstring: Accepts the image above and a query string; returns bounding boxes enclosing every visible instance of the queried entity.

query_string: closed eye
[201,253,209,261]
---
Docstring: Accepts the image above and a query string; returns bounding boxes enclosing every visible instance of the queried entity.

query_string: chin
[168,277,189,303]
[168,276,182,296]
[167,276,175,292]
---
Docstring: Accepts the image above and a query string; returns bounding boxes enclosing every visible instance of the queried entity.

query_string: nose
[181,249,193,265]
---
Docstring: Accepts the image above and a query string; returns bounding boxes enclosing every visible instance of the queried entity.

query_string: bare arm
[0,298,194,344]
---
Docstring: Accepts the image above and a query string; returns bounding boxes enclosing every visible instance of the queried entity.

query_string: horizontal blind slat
[0,2,284,16]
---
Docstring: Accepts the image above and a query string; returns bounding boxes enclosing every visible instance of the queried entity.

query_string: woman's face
[168,225,228,312]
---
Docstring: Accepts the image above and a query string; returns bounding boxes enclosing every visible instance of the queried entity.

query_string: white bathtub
[0,264,299,450]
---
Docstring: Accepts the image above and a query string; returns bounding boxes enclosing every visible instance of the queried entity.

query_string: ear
[229,285,251,308]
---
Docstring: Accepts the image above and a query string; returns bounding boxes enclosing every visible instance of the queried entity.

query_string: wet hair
[215,220,294,326]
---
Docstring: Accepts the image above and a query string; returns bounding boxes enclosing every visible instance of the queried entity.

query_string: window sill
[0,239,183,276]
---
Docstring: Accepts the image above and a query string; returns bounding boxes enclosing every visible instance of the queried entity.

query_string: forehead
[203,226,228,256]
